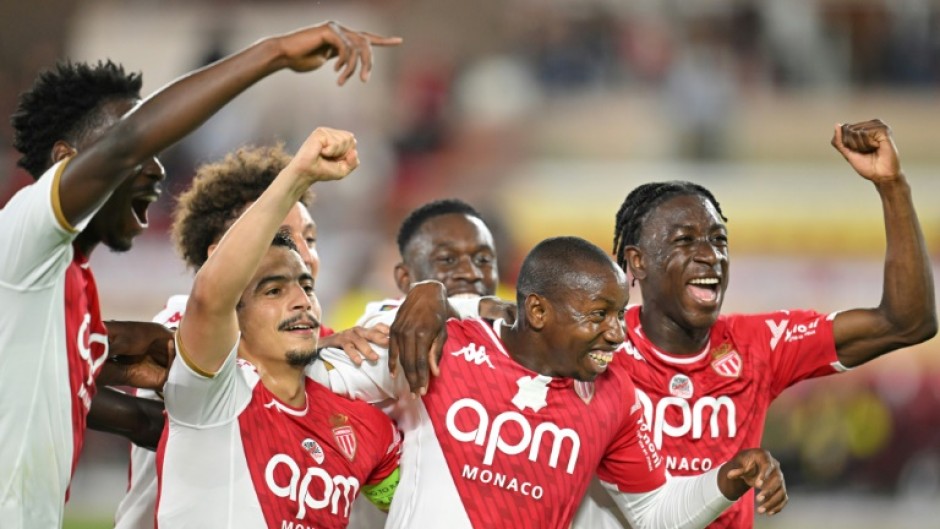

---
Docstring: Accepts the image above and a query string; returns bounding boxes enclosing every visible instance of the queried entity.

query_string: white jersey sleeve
[309,295,482,402]
[0,160,90,288]
[163,336,251,428]
[601,469,732,529]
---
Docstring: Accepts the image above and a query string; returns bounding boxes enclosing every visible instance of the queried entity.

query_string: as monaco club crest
[331,414,357,462]
[574,380,595,405]
[710,343,742,378]
[302,438,325,465]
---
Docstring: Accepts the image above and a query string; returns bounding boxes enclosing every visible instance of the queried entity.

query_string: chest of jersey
[422,322,629,528]
[238,378,383,528]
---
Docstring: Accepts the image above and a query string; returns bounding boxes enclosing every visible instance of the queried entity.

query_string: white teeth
[688,278,719,286]
[589,351,614,366]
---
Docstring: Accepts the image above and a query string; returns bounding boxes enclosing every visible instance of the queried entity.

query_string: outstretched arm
[57,22,400,227]
[179,128,358,374]
[828,120,937,368]
[607,449,786,529]
[87,388,165,451]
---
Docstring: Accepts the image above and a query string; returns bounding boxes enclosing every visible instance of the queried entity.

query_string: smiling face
[81,98,166,252]
[236,245,322,368]
[538,262,629,381]
[628,193,729,332]
[396,213,498,297]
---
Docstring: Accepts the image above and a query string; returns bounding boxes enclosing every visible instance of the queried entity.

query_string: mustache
[277,313,321,332]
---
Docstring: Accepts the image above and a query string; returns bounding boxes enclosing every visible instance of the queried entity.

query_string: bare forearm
[87,387,165,450]
[876,177,936,336]
[61,38,285,222]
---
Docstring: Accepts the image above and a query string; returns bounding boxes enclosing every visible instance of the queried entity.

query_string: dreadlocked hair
[11,60,142,179]
[612,181,727,270]
[172,143,313,271]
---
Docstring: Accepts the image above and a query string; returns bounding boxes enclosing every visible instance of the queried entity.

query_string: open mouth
[130,195,157,228]
[279,319,320,334]
[687,277,720,304]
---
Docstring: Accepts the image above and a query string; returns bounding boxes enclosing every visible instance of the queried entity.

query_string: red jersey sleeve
[596,376,668,494]
[365,418,401,485]
[732,310,842,398]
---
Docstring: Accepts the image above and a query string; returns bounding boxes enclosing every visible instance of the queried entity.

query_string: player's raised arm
[828,120,937,367]
[179,128,358,375]
[55,22,399,229]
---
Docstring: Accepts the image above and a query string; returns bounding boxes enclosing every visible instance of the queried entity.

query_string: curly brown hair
[172,143,314,270]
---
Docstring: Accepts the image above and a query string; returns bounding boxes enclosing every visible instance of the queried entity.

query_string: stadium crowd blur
[2,0,939,526]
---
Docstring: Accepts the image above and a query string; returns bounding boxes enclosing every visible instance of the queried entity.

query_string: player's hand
[479,297,516,323]
[275,21,403,85]
[831,119,902,184]
[719,448,787,515]
[389,281,449,396]
[288,127,359,186]
[98,321,175,390]
[319,324,388,365]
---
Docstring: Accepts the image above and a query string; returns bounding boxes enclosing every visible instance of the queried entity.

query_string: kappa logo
[452,342,495,369]
[330,414,357,462]
[302,438,325,465]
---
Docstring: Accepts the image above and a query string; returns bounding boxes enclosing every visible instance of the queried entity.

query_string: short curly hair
[11,60,142,179]
[396,198,484,256]
[172,144,314,271]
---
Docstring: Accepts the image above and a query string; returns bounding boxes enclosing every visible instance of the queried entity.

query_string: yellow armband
[361,468,400,512]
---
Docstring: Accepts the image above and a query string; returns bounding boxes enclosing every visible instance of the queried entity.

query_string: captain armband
[361,468,400,512]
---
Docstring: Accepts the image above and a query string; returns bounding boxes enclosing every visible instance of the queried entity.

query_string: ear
[393,263,411,295]
[206,242,219,260]
[52,140,77,165]
[624,245,647,281]
[523,293,549,331]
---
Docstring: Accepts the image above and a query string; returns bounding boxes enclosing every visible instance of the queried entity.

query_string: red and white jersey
[581,304,844,529]
[157,338,398,529]
[0,160,109,528]
[116,294,341,529]
[313,318,667,529]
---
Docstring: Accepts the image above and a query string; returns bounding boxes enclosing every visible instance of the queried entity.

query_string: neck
[638,305,711,356]
[500,322,558,377]
[73,230,99,257]
[240,349,307,407]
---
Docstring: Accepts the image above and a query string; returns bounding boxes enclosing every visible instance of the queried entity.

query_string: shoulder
[312,382,392,423]
[355,298,402,327]
[153,294,189,328]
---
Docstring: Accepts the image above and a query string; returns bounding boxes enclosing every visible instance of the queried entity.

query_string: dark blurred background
[1,1,938,527]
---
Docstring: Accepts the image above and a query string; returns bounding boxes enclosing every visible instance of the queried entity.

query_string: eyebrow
[253,275,291,294]
[253,271,315,293]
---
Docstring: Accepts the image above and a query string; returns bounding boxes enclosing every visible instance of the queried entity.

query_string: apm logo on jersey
[265,453,359,520]
[445,397,581,474]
